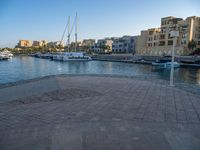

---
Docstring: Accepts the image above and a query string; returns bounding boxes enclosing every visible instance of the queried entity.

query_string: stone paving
[0,75,200,150]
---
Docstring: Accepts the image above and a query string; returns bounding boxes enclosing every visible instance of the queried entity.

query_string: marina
[0,56,200,85]
[1,0,200,149]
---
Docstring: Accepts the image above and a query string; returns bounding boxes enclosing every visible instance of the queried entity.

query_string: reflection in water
[0,56,200,85]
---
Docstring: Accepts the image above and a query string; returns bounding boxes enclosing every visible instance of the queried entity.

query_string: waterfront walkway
[0,75,200,150]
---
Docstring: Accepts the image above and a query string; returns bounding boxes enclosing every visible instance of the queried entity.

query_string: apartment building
[91,39,113,53]
[32,40,48,47]
[17,40,32,48]
[47,41,64,48]
[136,16,200,56]
[32,41,42,47]
[112,36,137,53]
[82,39,95,47]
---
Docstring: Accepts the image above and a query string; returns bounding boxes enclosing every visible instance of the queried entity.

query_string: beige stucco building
[81,39,95,47]
[32,40,48,47]
[18,40,32,48]
[136,16,200,56]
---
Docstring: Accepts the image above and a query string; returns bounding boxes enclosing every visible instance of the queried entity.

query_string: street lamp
[169,30,179,86]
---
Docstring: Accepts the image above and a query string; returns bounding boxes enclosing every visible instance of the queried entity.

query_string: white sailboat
[53,13,92,61]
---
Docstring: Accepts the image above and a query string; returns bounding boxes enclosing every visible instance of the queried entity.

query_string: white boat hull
[152,62,180,68]
[52,52,92,61]
[0,50,13,60]
[63,56,92,61]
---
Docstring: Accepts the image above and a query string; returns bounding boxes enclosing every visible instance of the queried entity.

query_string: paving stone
[0,75,200,150]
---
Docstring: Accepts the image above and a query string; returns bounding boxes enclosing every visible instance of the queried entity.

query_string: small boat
[1,50,13,58]
[0,54,9,60]
[34,52,42,58]
[180,60,196,64]
[0,50,13,60]
[152,59,180,68]
[40,53,52,59]
[163,62,180,68]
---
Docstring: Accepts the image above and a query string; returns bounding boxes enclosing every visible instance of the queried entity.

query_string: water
[0,56,200,85]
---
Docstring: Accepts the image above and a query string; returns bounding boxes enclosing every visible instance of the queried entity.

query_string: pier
[0,75,200,149]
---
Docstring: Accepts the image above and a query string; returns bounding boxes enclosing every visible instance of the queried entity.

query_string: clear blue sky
[0,0,199,48]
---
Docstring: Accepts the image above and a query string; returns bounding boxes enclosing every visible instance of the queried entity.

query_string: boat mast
[67,16,70,52]
[60,17,68,51]
[75,12,78,52]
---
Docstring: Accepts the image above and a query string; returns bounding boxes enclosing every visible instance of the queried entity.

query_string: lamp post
[169,31,179,86]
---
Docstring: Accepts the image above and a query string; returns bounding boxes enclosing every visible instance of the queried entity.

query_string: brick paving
[0,75,200,150]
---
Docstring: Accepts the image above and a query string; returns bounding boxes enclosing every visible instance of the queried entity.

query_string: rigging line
[67,16,70,45]
[60,18,68,45]
[69,14,76,36]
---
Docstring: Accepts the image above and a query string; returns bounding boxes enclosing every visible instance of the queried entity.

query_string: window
[149,31,154,35]
[160,35,165,40]
[159,41,165,46]
[168,34,173,39]
[168,40,173,45]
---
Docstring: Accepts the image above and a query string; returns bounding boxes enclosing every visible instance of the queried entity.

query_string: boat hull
[152,62,180,68]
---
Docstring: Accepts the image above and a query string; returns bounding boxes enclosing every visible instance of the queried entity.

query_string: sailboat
[53,13,92,61]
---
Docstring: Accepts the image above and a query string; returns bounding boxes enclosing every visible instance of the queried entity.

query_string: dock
[92,55,200,68]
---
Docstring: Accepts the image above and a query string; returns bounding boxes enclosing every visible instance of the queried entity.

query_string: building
[178,16,200,49]
[80,39,95,52]
[136,16,200,56]
[32,40,48,47]
[91,38,113,53]
[135,30,148,54]
[69,42,82,50]
[82,39,95,47]
[32,41,42,47]
[112,36,137,53]
[17,40,32,48]
[47,41,64,48]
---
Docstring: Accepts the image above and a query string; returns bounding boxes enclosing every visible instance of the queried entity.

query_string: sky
[0,0,200,48]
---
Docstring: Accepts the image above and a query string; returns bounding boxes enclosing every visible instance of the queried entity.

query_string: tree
[99,44,110,53]
[188,39,196,51]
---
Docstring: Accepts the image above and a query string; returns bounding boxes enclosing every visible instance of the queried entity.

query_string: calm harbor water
[0,56,200,85]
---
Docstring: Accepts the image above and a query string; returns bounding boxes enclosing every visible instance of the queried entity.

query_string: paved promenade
[0,75,200,150]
